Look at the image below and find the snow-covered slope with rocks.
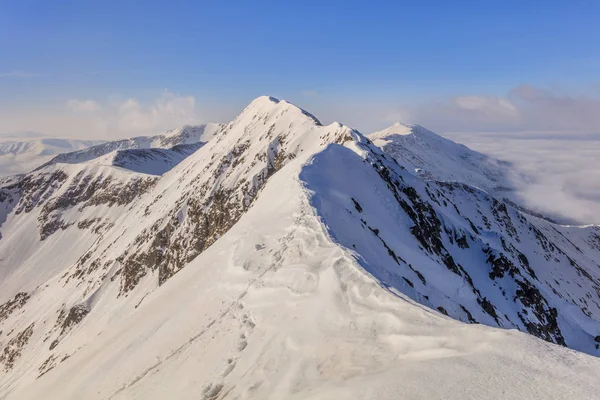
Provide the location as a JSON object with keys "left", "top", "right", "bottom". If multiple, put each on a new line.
{"left": 0, "top": 138, "right": 104, "bottom": 176}
{"left": 1, "top": 97, "right": 600, "bottom": 399}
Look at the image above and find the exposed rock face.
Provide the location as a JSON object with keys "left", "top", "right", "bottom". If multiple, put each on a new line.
{"left": 0, "top": 167, "right": 157, "bottom": 241}
{"left": 1, "top": 323, "right": 34, "bottom": 370}
{"left": 0, "top": 292, "right": 30, "bottom": 323}
{"left": 59, "top": 304, "right": 89, "bottom": 336}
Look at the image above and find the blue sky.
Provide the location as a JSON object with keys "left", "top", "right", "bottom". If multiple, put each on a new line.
{"left": 1, "top": 0, "right": 600, "bottom": 138}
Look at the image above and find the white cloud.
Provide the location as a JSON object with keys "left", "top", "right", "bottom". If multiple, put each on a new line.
{"left": 383, "top": 110, "right": 409, "bottom": 124}
{"left": 507, "top": 84, "right": 600, "bottom": 131}
{"left": 298, "top": 84, "right": 600, "bottom": 134}
{"left": 453, "top": 96, "right": 517, "bottom": 116}
{"left": 116, "top": 92, "right": 198, "bottom": 133}
{"left": 0, "top": 91, "right": 203, "bottom": 140}
{"left": 66, "top": 99, "right": 101, "bottom": 112}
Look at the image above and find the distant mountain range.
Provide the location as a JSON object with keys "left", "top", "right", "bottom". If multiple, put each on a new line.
{"left": 0, "top": 124, "right": 225, "bottom": 177}
{"left": 0, "top": 138, "right": 104, "bottom": 176}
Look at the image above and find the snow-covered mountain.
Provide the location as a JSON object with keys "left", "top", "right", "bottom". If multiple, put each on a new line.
{"left": 89, "top": 143, "right": 205, "bottom": 175}
{"left": 0, "top": 138, "right": 104, "bottom": 176}
{"left": 35, "top": 124, "right": 223, "bottom": 171}
{"left": 0, "top": 124, "right": 223, "bottom": 178}
{"left": 368, "top": 123, "right": 526, "bottom": 195}
{"left": 1, "top": 97, "right": 600, "bottom": 399}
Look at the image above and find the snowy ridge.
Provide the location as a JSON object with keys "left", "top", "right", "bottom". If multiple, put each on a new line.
{"left": 0, "top": 97, "right": 599, "bottom": 399}
{"left": 90, "top": 143, "right": 205, "bottom": 175}
{"left": 35, "top": 123, "right": 224, "bottom": 170}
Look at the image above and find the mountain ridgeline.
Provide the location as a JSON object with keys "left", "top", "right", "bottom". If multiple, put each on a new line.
{"left": 0, "top": 96, "right": 599, "bottom": 399}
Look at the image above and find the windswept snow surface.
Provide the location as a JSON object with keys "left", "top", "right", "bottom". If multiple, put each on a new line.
{"left": 1, "top": 97, "right": 600, "bottom": 399}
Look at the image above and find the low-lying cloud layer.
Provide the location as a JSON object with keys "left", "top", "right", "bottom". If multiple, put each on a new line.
{"left": 447, "top": 131, "right": 600, "bottom": 225}
{"left": 406, "top": 84, "right": 600, "bottom": 133}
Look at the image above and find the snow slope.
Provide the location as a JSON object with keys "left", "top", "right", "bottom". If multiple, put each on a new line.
{"left": 15, "top": 155, "right": 600, "bottom": 400}
{"left": 0, "top": 138, "right": 104, "bottom": 176}
{"left": 301, "top": 140, "right": 600, "bottom": 353}
{"left": 0, "top": 162, "right": 158, "bottom": 299}
{"left": 1, "top": 97, "right": 600, "bottom": 399}
{"left": 90, "top": 143, "right": 205, "bottom": 175}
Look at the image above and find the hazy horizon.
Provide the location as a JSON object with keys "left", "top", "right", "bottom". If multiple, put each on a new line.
{"left": 2, "top": 1, "right": 600, "bottom": 140}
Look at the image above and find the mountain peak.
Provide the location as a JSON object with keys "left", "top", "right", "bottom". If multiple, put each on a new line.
{"left": 369, "top": 122, "right": 414, "bottom": 140}
{"left": 369, "top": 122, "right": 434, "bottom": 140}
{"left": 237, "top": 96, "right": 322, "bottom": 127}
{"left": 367, "top": 121, "right": 523, "bottom": 194}
{"left": 246, "top": 95, "right": 281, "bottom": 107}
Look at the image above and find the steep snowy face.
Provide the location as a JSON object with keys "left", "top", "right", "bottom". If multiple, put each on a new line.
{"left": 368, "top": 123, "right": 524, "bottom": 195}
{"left": 36, "top": 123, "right": 224, "bottom": 170}
{"left": 1, "top": 96, "right": 600, "bottom": 399}
{"left": 301, "top": 137, "right": 600, "bottom": 353}
{"left": 0, "top": 138, "right": 104, "bottom": 176}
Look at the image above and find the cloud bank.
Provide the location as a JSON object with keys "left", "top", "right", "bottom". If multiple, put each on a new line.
{"left": 405, "top": 84, "right": 600, "bottom": 133}
{"left": 447, "top": 131, "right": 600, "bottom": 225}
